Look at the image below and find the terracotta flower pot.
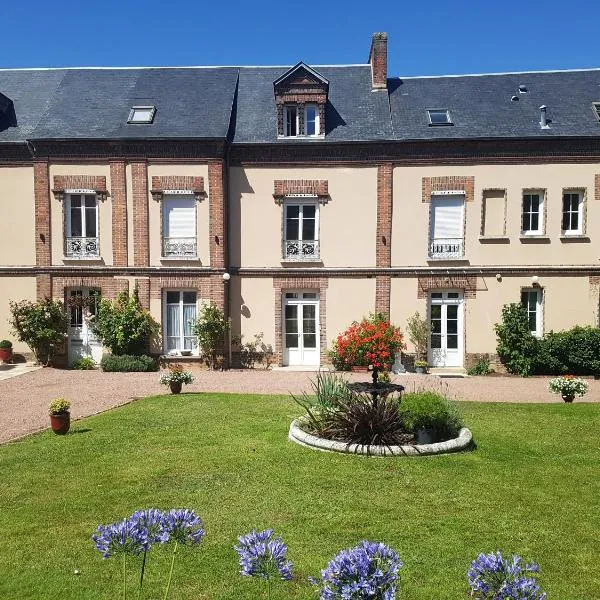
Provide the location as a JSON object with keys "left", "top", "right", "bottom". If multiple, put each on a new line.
{"left": 0, "top": 347, "right": 13, "bottom": 363}
{"left": 562, "top": 394, "right": 575, "bottom": 403}
{"left": 50, "top": 412, "right": 70, "bottom": 435}
{"left": 169, "top": 381, "right": 183, "bottom": 394}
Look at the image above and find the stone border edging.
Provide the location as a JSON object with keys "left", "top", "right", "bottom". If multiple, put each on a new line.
{"left": 288, "top": 419, "right": 473, "bottom": 456}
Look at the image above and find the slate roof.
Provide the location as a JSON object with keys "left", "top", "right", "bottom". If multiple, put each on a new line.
{"left": 233, "top": 65, "right": 392, "bottom": 143}
{"left": 389, "top": 69, "right": 600, "bottom": 140}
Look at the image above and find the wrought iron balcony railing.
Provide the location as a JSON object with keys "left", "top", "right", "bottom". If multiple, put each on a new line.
{"left": 429, "top": 238, "right": 464, "bottom": 260}
{"left": 65, "top": 237, "right": 100, "bottom": 258}
{"left": 162, "top": 237, "right": 197, "bottom": 258}
{"left": 283, "top": 239, "right": 320, "bottom": 260}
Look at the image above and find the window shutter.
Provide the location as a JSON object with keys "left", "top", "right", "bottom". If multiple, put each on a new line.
{"left": 431, "top": 196, "right": 464, "bottom": 240}
{"left": 164, "top": 197, "right": 195, "bottom": 238}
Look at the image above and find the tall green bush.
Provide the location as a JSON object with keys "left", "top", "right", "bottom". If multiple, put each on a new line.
{"left": 193, "top": 302, "right": 230, "bottom": 370}
{"left": 9, "top": 298, "right": 68, "bottom": 366}
{"left": 494, "top": 303, "right": 538, "bottom": 376}
{"left": 534, "top": 326, "right": 600, "bottom": 375}
{"left": 91, "top": 289, "right": 158, "bottom": 356}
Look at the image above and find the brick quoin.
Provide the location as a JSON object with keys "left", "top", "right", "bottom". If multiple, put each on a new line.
{"left": 422, "top": 176, "right": 475, "bottom": 203}
{"left": 208, "top": 160, "right": 226, "bottom": 269}
{"left": 135, "top": 278, "right": 151, "bottom": 310}
{"left": 34, "top": 160, "right": 51, "bottom": 268}
{"left": 110, "top": 161, "right": 128, "bottom": 267}
{"left": 131, "top": 161, "right": 149, "bottom": 267}
{"left": 375, "top": 275, "right": 391, "bottom": 315}
{"left": 273, "top": 277, "right": 328, "bottom": 366}
{"left": 375, "top": 163, "right": 393, "bottom": 316}
{"left": 595, "top": 174, "right": 600, "bottom": 201}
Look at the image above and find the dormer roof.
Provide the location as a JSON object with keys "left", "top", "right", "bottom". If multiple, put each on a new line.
{"left": 273, "top": 62, "right": 329, "bottom": 90}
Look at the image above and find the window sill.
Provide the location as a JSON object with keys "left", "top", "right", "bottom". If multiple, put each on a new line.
{"left": 519, "top": 235, "right": 550, "bottom": 243}
{"left": 426, "top": 257, "right": 469, "bottom": 264}
{"left": 281, "top": 259, "right": 323, "bottom": 266}
{"left": 559, "top": 234, "right": 589, "bottom": 242}
{"left": 479, "top": 236, "right": 510, "bottom": 244}
{"left": 276, "top": 134, "right": 326, "bottom": 141}
{"left": 62, "top": 256, "right": 104, "bottom": 262}
{"left": 160, "top": 256, "right": 201, "bottom": 261}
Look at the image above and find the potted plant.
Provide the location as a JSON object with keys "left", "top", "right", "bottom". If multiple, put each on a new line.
{"left": 49, "top": 398, "right": 71, "bottom": 435}
{"left": 159, "top": 363, "right": 195, "bottom": 394}
{"left": 414, "top": 360, "right": 428, "bottom": 374}
{"left": 548, "top": 375, "right": 588, "bottom": 403}
{"left": 0, "top": 340, "right": 13, "bottom": 363}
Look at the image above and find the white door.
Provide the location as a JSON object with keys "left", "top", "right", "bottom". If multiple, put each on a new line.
{"left": 68, "top": 288, "right": 103, "bottom": 366}
{"left": 428, "top": 291, "right": 464, "bottom": 368}
{"left": 283, "top": 292, "right": 319, "bottom": 366}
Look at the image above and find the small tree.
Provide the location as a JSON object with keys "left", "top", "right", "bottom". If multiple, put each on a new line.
{"left": 193, "top": 302, "right": 230, "bottom": 370}
{"left": 91, "top": 289, "right": 158, "bottom": 356}
{"left": 494, "top": 303, "right": 539, "bottom": 376}
{"left": 9, "top": 298, "right": 68, "bottom": 366}
{"left": 406, "top": 311, "right": 430, "bottom": 362}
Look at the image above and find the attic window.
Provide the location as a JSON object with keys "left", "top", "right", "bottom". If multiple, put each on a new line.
{"left": 427, "top": 109, "right": 453, "bottom": 126}
{"left": 128, "top": 106, "right": 156, "bottom": 124}
{"left": 593, "top": 103, "right": 600, "bottom": 121}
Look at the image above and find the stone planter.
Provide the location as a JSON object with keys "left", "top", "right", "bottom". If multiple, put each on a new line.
{"left": 50, "top": 412, "right": 70, "bottom": 435}
{"left": 415, "top": 366, "right": 427, "bottom": 375}
{"left": 169, "top": 381, "right": 183, "bottom": 394}
{"left": 562, "top": 394, "right": 575, "bottom": 403}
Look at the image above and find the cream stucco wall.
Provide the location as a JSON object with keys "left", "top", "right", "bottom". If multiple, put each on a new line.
{"left": 230, "top": 277, "right": 275, "bottom": 347}
{"left": 147, "top": 164, "right": 210, "bottom": 267}
{"left": 390, "top": 278, "right": 428, "bottom": 355}
{"left": 0, "top": 167, "right": 35, "bottom": 265}
{"left": 230, "top": 166, "right": 378, "bottom": 268}
{"left": 0, "top": 277, "right": 37, "bottom": 353}
{"left": 49, "top": 164, "right": 113, "bottom": 266}
{"left": 392, "top": 163, "right": 600, "bottom": 266}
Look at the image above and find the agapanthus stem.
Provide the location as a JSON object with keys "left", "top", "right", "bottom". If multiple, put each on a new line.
{"left": 162, "top": 541, "right": 178, "bottom": 600}
{"left": 266, "top": 577, "right": 271, "bottom": 600}
{"left": 137, "top": 551, "right": 148, "bottom": 600}
{"left": 122, "top": 554, "right": 126, "bottom": 600}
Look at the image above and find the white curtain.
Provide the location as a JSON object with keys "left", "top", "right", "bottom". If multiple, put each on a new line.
{"left": 166, "top": 303, "right": 180, "bottom": 351}
{"left": 183, "top": 303, "right": 197, "bottom": 349}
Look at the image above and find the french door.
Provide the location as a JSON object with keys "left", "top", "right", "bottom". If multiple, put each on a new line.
{"left": 428, "top": 291, "right": 464, "bottom": 368}
{"left": 164, "top": 291, "right": 198, "bottom": 354}
{"left": 283, "top": 292, "right": 319, "bottom": 366}
{"left": 67, "top": 288, "right": 103, "bottom": 366}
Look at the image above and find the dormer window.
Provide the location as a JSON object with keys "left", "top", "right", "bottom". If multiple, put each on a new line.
{"left": 127, "top": 105, "right": 156, "bottom": 124}
{"left": 283, "top": 103, "right": 320, "bottom": 137}
{"left": 305, "top": 104, "right": 319, "bottom": 136}
{"left": 285, "top": 105, "right": 298, "bottom": 137}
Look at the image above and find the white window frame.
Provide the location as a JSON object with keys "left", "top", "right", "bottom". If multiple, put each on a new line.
{"left": 161, "top": 193, "right": 198, "bottom": 258}
{"left": 521, "top": 288, "right": 544, "bottom": 338}
{"left": 65, "top": 192, "right": 99, "bottom": 239}
{"left": 128, "top": 105, "right": 156, "bottom": 124}
{"left": 521, "top": 190, "right": 545, "bottom": 236}
{"left": 592, "top": 102, "right": 600, "bottom": 121}
{"left": 304, "top": 104, "right": 320, "bottom": 136}
{"left": 561, "top": 190, "right": 584, "bottom": 235}
{"left": 283, "top": 197, "right": 320, "bottom": 260}
{"left": 162, "top": 289, "right": 198, "bottom": 355}
{"left": 427, "top": 109, "right": 453, "bottom": 125}
{"left": 284, "top": 105, "right": 298, "bottom": 137}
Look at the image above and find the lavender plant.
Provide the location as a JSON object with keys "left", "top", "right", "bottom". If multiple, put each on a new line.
{"left": 467, "top": 551, "right": 547, "bottom": 599}
{"left": 311, "top": 540, "right": 403, "bottom": 599}
{"left": 234, "top": 529, "right": 292, "bottom": 599}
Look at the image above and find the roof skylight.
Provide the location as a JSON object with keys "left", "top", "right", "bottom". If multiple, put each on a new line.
{"left": 427, "top": 109, "right": 453, "bottom": 126}
{"left": 127, "top": 105, "right": 156, "bottom": 124}
{"left": 593, "top": 103, "right": 600, "bottom": 121}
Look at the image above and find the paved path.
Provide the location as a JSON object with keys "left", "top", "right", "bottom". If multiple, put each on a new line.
{"left": 1, "top": 368, "right": 598, "bottom": 444}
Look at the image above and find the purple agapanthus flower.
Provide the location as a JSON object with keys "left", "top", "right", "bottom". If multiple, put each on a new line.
{"left": 129, "top": 508, "right": 165, "bottom": 551}
{"left": 159, "top": 509, "right": 205, "bottom": 545}
{"left": 312, "top": 540, "right": 403, "bottom": 599}
{"left": 92, "top": 518, "right": 147, "bottom": 559}
{"left": 234, "top": 529, "right": 293, "bottom": 581}
{"left": 467, "top": 551, "right": 546, "bottom": 599}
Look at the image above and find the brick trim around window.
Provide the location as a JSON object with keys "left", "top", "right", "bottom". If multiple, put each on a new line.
{"left": 52, "top": 276, "right": 129, "bottom": 301}
{"left": 150, "top": 176, "right": 206, "bottom": 202}
{"left": 52, "top": 175, "right": 108, "bottom": 201}
{"left": 273, "top": 179, "right": 329, "bottom": 203}
{"left": 273, "top": 277, "right": 328, "bottom": 366}
{"left": 422, "top": 176, "right": 475, "bottom": 203}
{"left": 417, "top": 275, "right": 477, "bottom": 298}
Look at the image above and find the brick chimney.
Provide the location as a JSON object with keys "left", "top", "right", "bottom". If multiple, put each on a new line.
{"left": 368, "top": 32, "right": 388, "bottom": 90}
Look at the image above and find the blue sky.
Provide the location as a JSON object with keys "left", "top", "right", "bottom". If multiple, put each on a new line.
{"left": 3, "top": 0, "right": 598, "bottom": 76}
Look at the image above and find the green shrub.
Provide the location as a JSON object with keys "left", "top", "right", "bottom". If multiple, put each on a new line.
{"left": 534, "top": 327, "right": 600, "bottom": 375}
{"left": 467, "top": 356, "right": 492, "bottom": 376}
{"left": 100, "top": 354, "right": 158, "bottom": 372}
{"left": 0, "top": 339, "right": 12, "bottom": 349}
{"left": 9, "top": 298, "right": 68, "bottom": 366}
{"left": 399, "top": 392, "right": 463, "bottom": 440}
{"left": 49, "top": 398, "right": 70, "bottom": 415}
{"left": 72, "top": 357, "right": 96, "bottom": 370}
{"left": 494, "top": 303, "right": 539, "bottom": 376}
{"left": 192, "top": 302, "right": 230, "bottom": 370}
{"left": 91, "top": 289, "right": 158, "bottom": 356}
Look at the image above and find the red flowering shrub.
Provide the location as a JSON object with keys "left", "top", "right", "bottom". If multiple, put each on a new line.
{"left": 329, "top": 313, "right": 404, "bottom": 370}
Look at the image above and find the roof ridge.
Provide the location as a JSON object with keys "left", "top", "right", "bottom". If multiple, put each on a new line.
{"left": 396, "top": 66, "right": 600, "bottom": 80}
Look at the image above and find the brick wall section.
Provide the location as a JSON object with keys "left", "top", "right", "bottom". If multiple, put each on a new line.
{"left": 376, "top": 164, "right": 392, "bottom": 268}
{"left": 36, "top": 274, "right": 52, "bottom": 300}
{"left": 131, "top": 161, "right": 149, "bottom": 267}
{"left": 109, "top": 161, "right": 128, "bottom": 267}
{"left": 417, "top": 275, "right": 477, "bottom": 298}
{"left": 135, "top": 278, "right": 151, "bottom": 310}
{"left": 273, "top": 277, "right": 328, "bottom": 366}
{"left": 375, "top": 275, "right": 391, "bottom": 315}
{"left": 52, "top": 175, "right": 107, "bottom": 192}
{"left": 273, "top": 179, "right": 328, "bottom": 198}
{"left": 52, "top": 276, "right": 128, "bottom": 301}
{"left": 422, "top": 176, "right": 475, "bottom": 202}
{"left": 34, "top": 160, "right": 51, "bottom": 268}
{"left": 149, "top": 276, "right": 212, "bottom": 300}
{"left": 208, "top": 160, "right": 226, "bottom": 269}
{"left": 151, "top": 176, "right": 204, "bottom": 194}
{"left": 368, "top": 32, "right": 388, "bottom": 89}
{"left": 595, "top": 174, "right": 600, "bottom": 201}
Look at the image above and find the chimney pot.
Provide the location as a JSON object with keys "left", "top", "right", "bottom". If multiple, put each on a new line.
{"left": 539, "top": 105, "right": 549, "bottom": 128}
{"left": 369, "top": 32, "right": 388, "bottom": 90}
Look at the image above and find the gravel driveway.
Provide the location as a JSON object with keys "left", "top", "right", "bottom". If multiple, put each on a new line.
{"left": 1, "top": 368, "right": 599, "bottom": 444}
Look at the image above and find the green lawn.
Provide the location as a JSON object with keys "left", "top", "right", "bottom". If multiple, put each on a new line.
{"left": 1, "top": 394, "right": 599, "bottom": 599}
